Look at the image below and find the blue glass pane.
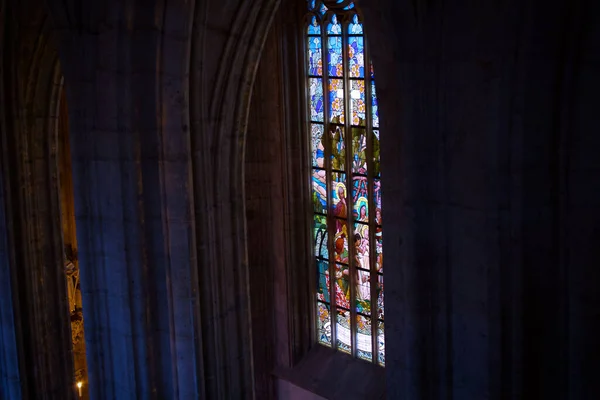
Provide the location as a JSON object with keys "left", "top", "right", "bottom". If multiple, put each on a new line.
{"left": 314, "top": 215, "right": 329, "bottom": 259}
{"left": 329, "top": 79, "right": 344, "bottom": 124}
{"left": 308, "top": 36, "right": 322, "bottom": 76}
{"left": 311, "top": 124, "right": 325, "bottom": 168}
{"left": 307, "top": 15, "right": 321, "bottom": 35}
{"left": 378, "top": 320, "right": 385, "bottom": 365}
{"left": 348, "top": 14, "right": 363, "bottom": 34}
{"left": 371, "top": 80, "right": 379, "bottom": 127}
{"left": 350, "top": 80, "right": 366, "bottom": 126}
{"left": 328, "top": 36, "right": 343, "bottom": 77}
{"left": 317, "top": 260, "right": 330, "bottom": 302}
{"left": 348, "top": 36, "right": 364, "bottom": 78}
{"left": 308, "top": 0, "right": 316, "bottom": 10}
{"left": 327, "top": 14, "right": 342, "bottom": 35}
{"left": 319, "top": 3, "right": 328, "bottom": 15}
{"left": 312, "top": 169, "right": 327, "bottom": 213}
{"left": 310, "top": 77, "right": 324, "bottom": 122}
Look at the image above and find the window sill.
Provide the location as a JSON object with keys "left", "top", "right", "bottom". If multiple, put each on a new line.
{"left": 274, "top": 345, "right": 385, "bottom": 399}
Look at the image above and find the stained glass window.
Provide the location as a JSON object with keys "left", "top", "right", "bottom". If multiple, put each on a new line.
{"left": 306, "top": 0, "right": 384, "bottom": 366}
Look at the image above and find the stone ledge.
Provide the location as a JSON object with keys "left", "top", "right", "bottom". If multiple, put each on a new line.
{"left": 274, "top": 344, "right": 385, "bottom": 400}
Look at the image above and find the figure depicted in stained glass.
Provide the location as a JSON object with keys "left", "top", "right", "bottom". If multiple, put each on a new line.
{"left": 307, "top": 1, "right": 384, "bottom": 365}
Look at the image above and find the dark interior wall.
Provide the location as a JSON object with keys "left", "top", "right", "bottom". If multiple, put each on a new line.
{"left": 359, "top": 0, "right": 600, "bottom": 398}
{"left": 245, "top": 13, "right": 286, "bottom": 399}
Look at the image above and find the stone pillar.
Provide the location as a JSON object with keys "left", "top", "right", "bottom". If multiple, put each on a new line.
{"left": 48, "top": 0, "right": 280, "bottom": 397}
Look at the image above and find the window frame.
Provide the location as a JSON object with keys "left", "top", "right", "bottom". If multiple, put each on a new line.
{"left": 271, "top": 1, "right": 385, "bottom": 396}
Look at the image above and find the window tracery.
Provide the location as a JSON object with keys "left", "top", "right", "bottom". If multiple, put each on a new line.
{"left": 306, "top": 0, "right": 384, "bottom": 365}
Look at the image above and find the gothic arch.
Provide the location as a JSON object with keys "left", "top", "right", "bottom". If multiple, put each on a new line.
{"left": 0, "top": 0, "right": 74, "bottom": 397}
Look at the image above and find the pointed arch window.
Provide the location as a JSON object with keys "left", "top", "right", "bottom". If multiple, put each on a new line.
{"left": 306, "top": 0, "right": 384, "bottom": 365}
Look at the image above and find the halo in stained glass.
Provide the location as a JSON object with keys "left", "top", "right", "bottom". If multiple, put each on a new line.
{"left": 330, "top": 126, "right": 345, "bottom": 171}
{"left": 308, "top": 15, "right": 321, "bottom": 35}
{"left": 356, "top": 314, "right": 373, "bottom": 361}
{"left": 309, "top": 78, "right": 324, "bottom": 122}
{"left": 328, "top": 36, "right": 343, "bottom": 77}
{"left": 348, "top": 36, "right": 365, "bottom": 78}
{"left": 327, "top": 14, "right": 342, "bottom": 35}
{"left": 317, "top": 302, "right": 332, "bottom": 345}
{"left": 348, "top": 13, "right": 363, "bottom": 34}
{"left": 312, "top": 169, "right": 327, "bottom": 213}
{"left": 352, "top": 176, "right": 369, "bottom": 221}
{"left": 308, "top": 36, "right": 322, "bottom": 76}
{"left": 311, "top": 124, "right": 325, "bottom": 168}
{"left": 350, "top": 80, "right": 366, "bottom": 126}
{"left": 329, "top": 79, "right": 344, "bottom": 124}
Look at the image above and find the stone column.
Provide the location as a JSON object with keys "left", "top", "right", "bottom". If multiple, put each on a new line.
{"left": 49, "top": 0, "right": 280, "bottom": 397}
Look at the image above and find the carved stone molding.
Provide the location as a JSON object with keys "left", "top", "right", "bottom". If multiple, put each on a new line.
{"left": 0, "top": 0, "right": 75, "bottom": 397}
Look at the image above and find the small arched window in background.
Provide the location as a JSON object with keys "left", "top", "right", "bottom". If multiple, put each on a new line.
{"left": 306, "top": 0, "right": 384, "bottom": 366}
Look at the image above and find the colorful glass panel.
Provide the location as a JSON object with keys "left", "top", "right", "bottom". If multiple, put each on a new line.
{"left": 372, "top": 80, "right": 379, "bottom": 127}
{"left": 329, "top": 79, "right": 344, "bottom": 124}
{"left": 327, "top": 14, "right": 342, "bottom": 35}
{"left": 317, "top": 260, "right": 330, "bottom": 302}
{"left": 352, "top": 129, "right": 367, "bottom": 176}
{"left": 334, "top": 263, "right": 350, "bottom": 309}
{"left": 356, "top": 314, "right": 372, "bottom": 361}
{"left": 373, "top": 178, "right": 381, "bottom": 221}
{"left": 312, "top": 124, "right": 325, "bottom": 168}
{"left": 310, "top": 78, "right": 324, "bottom": 122}
{"left": 376, "top": 274, "right": 384, "bottom": 319}
{"left": 354, "top": 222, "right": 370, "bottom": 269}
{"left": 336, "top": 309, "right": 352, "bottom": 354}
{"left": 312, "top": 169, "right": 327, "bottom": 213}
{"left": 307, "top": 2, "right": 384, "bottom": 364}
{"left": 378, "top": 320, "right": 385, "bottom": 365}
{"left": 350, "top": 80, "right": 366, "bottom": 126}
{"left": 373, "top": 129, "right": 381, "bottom": 176}
{"left": 328, "top": 36, "right": 343, "bottom": 77}
{"left": 348, "top": 36, "right": 364, "bottom": 78}
{"left": 317, "top": 302, "right": 332, "bottom": 345}
{"left": 314, "top": 214, "right": 328, "bottom": 258}
{"left": 308, "top": 15, "right": 321, "bottom": 35}
{"left": 308, "top": 36, "right": 322, "bottom": 76}
{"left": 348, "top": 14, "right": 363, "bottom": 34}
{"left": 352, "top": 175, "right": 369, "bottom": 221}
{"left": 330, "top": 126, "right": 345, "bottom": 171}
{"left": 355, "top": 268, "right": 371, "bottom": 315}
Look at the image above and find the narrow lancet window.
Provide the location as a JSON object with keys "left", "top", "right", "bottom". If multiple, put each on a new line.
{"left": 307, "top": 0, "right": 384, "bottom": 365}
